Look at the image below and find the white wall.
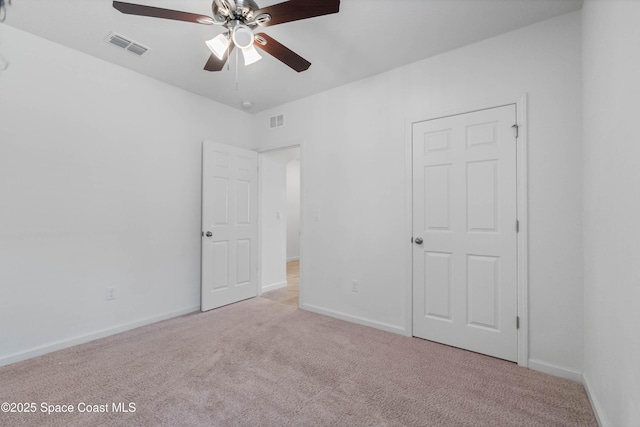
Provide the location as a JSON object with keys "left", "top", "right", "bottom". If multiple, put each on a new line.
{"left": 286, "top": 159, "right": 300, "bottom": 261}
{"left": 0, "top": 26, "right": 252, "bottom": 365}
{"left": 260, "top": 154, "right": 287, "bottom": 292}
{"left": 582, "top": 1, "right": 640, "bottom": 426}
{"left": 253, "top": 12, "right": 583, "bottom": 376}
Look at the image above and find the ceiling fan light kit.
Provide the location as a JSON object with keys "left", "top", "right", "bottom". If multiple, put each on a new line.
{"left": 230, "top": 24, "right": 263, "bottom": 65}
{"left": 112, "top": 0, "right": 340, "bottom": 72}
{"left": 232, "top": 24, "right": 253, "bottom": 49}
{"left": 241, "top": 44, "right": 262, "bottom": 65}
{"left": 206, "top": 34, "right": 230, "bottom": 60}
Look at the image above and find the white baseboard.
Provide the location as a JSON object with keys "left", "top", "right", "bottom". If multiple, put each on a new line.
{"left": 262, "top": 280, "right": 287, "bottom": 293}
{"left": 286, "top": 257, "right": 299, "bottom": 262}
{"left": 528, "top": 358, "right": 583, "bottom": 382}
{"left": 302, "top": 303, "right": 407, "bottom": 335}
{"left": 583, "top": 373, "right": 608, "bottom": 427}
{"left": 0, "top": 305, "right": 200, "bottom": 367}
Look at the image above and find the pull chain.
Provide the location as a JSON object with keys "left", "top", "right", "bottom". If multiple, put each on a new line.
{"left": 226, "top": 32, "right": 231, "bottom": 71}
{"left": 235, "top": 46, "right": 239, "bottom": 91}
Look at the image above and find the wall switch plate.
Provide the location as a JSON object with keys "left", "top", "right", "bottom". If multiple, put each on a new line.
{"left": 106, "top": 287, "right": 116, "bottom": 301}
{"left": 351, "top": 279, "right": 358, "bottom": 293}
{"left": 313, "top": 211, "right": 320, "bottom": 221}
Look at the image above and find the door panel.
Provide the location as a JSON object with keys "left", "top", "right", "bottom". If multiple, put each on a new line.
{"left": 202, "top": 141, "right": 258, "bottom": 311}
{"left": 466, "top": 254, "right": 499, "bottom": 330}
{"left": 424, "top": 165, "right": 451, "bottom": 230}
{"left": 424, "top": 251, "right": 452, "bottom": 320}
{"left": 412, "top": 105, "right": 518, "bottom": 362}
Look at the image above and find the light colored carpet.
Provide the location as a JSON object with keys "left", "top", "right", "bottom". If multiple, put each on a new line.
{"left": 0, "top": 297, "right": 596, "bottom": 426}
{"left": 261, "top": 260, "right": 300, "bottom": 307}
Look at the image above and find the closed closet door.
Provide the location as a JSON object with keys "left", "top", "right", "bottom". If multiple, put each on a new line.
{"left": 412, "top": 105, "right": 518, "bottom": 362}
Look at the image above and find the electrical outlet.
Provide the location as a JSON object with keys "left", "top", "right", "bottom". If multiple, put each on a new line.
{"left": 106, "top": 287, "right": 117, "bottom": 301}
{"left": 351, "top": 279, "right": 358, "bottom": 293}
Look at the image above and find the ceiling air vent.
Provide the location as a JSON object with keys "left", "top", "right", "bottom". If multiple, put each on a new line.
{"left": 127, "top": 43, "right": 148, "bottom": 56}
{"left": 105, "top": 31, "right": 150, "bottom": 56}
{"left": 269, "top": 114, "right": 284, "bottom": 129}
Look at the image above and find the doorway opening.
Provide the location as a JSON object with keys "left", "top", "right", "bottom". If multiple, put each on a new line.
{"left": 259, "top": 146, "right": 301, "bottom": 308}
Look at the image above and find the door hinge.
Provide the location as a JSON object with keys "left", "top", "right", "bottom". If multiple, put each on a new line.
{"left": 516, "top": 219, "right": 520, "bottom": 233}
{"left": 516, "top": 316, "right": 520, "bottom": 330}
{"left": 512, "top": 124, "right": 519, "bottom": 139}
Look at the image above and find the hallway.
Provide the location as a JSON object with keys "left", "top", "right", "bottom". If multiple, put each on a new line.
{"left": 261, "top": 260, "right": 299, "bottom": 307}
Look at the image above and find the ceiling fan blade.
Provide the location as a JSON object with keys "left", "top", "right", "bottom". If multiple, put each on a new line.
{"left": 113, "top": 1, "right": 216, "bottom": 25}
{"left": 204, "top": 44, "right": 235, "bottom": 71}
{"left": 253, "top": 0, "right": 340, "bottom": 27}
{"left": 254, "top": 33, "right": 311, "bottom": 72}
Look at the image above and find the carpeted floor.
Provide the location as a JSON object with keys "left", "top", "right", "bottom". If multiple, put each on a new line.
{"left": 0, "top": 296, "right": 596, "bottom": 426}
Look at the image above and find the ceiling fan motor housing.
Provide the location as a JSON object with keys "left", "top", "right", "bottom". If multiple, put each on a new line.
{"left": 213, "top": 0, "right": 261, "bottom": 50}
{"left": 213, "top": 0, "right": 259, "bottom": 22}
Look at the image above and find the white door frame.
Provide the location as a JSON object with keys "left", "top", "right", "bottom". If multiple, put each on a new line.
{"left": 404, "top": 94, "right": 529, "bottom": 366}
{"left": 257, "top": 143, "right": 304, "bottom": 308}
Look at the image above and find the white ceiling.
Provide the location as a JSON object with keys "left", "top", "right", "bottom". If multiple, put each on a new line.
{"left": 3, "top": 0, "right": 582, "bottom": 113}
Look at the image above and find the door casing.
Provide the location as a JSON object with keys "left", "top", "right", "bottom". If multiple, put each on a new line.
{"left": 404, "top": 95, "right": 529, "bottom": 366}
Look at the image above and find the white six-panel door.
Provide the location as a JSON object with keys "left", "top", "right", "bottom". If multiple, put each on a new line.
{"left": 412, "top": 105, "right": 518, "bottom": 362}
{"left": 201, "top": 141, "right": 258, "bottom": 311}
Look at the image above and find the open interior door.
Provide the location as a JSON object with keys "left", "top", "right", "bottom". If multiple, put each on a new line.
{"left": 201, "top": 141, "right": 258, "bottom": 311}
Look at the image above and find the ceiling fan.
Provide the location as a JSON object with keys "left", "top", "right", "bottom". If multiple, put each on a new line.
{"left": 112, "top": 0, "right": 340, "bottom": 72}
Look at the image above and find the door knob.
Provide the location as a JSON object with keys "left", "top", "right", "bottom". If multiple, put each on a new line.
{"left": 206, "top": 231, "right": 213, "bottom": 237}
{"left": 414, "top": 237, "right": 423, "bottom": 245}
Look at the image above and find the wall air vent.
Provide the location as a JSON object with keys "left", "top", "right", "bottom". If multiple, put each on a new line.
{"left": 105, "top": 31, "right": 150, "bottom": 56}
{"left": 269, "top": 114, "right": 284, "bottom": 129}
